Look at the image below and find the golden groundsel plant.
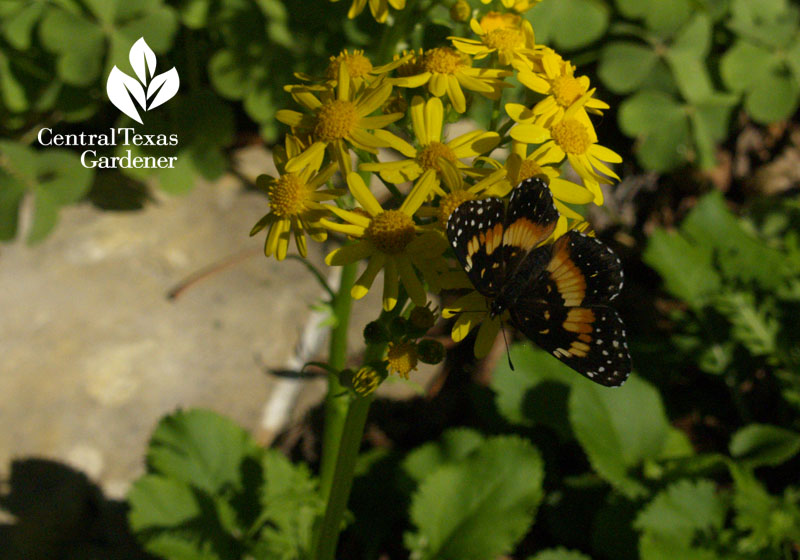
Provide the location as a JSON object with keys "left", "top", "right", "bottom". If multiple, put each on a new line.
{"left": 252, "top": 5, "right": 622, "bottom": 556}
{"left": 258, "top": 6, "right": 620, "bottom": 364}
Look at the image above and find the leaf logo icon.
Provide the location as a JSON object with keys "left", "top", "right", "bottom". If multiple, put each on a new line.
{"left": 107, "top": 38, "right": 179, "bottom": 124}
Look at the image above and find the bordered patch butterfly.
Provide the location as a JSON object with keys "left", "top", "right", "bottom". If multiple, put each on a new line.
{"left": 446, "top": 176, "right": 631, "bottom": 386}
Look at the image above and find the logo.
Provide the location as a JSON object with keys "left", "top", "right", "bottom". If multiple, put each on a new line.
{"left": 107, "top": 38, "right": 179, "bottom": 124}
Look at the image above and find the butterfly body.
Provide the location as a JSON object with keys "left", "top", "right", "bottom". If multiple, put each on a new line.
{"left": 447, "top": 177, "right": 632, "bottom": 387}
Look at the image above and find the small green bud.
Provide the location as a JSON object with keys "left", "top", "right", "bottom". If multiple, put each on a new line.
{"left": 363, "top": 320, "right": 389, "bottom": 344}
{"left": 408, "top": 305, "right": 437, "bottom": 332}
{"left": 450, "top": 0, "right": 471, "bottom": 23}
{"left": 417, "top": 339, "right": 445, "bottom": 364}
{"left": 389, "top": 316, "right": 409, "bottom": 338}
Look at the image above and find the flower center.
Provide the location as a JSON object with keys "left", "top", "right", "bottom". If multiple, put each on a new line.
{"left": 551, "top": 75, "right": 583, "bottom": 108}
{"left": 268, "top": 174, "right": 310, "bottom": 217}
{"left": 437, "top": 189, "right": 475, "bottom": 227}
{"left": 314, "top": 100, "right": 359, "bottom": 142}
{"left": 396, "top": 49, "right": 424, "bottom": 77}
{"left": 417, "top": 141, "right": 457, "bottom": 172}
{"left": 366, "top": 210, "right": 416, "bottom": 254}
{"left": 550, "top": 118, "right": 591, "bottom": 155}
{"left": 484, "top": 27, "right": 524, "bottom": 51}
{"left": 517, "top": 160, "right": 545, "bottom": 182}
{"left": 326, "top": 50, "right": 373, "bottom": 80}
{"left": 423, "top": 47, "right": 465, "bottom": 74}
{"left": 386, "top": 341, "right": 418, "bottom": 379}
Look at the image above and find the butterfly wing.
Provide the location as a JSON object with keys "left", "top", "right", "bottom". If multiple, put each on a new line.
{"left": 446, "top": 197, "right": 506, "bottom": 297}
{"left": 509, "top": 231, "right": 631, "bottom": 386}
{"left": 502, "top": 177, "right": 559, "bottom": 273}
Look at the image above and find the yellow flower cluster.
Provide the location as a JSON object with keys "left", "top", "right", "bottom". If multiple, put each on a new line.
{"left": 253, "top": 7, "right": 621, "bottom": 361}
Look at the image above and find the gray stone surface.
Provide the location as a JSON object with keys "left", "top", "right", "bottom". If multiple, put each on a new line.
{"left": 0, "top": 146, "right": 436, "bottom": 513}
{"left": 0, "top": 150, "right": 327, "bottom": 496}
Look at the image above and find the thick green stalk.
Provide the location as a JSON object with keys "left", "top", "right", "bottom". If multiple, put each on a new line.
{"left": 318, "top": 262, "right": 358, "bottom": 502}
{"left": 313, "top": 392, "right": 373, "bottom": 560}
{"left": 313, "top": 339, "right": 386, "bottom": 560}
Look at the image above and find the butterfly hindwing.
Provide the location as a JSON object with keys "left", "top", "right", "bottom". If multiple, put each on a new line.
{"left": 546, "top": 230, "right": 624, "bottom": 306}
{"left": 510, "top": 303, "right": 631, "bottom": 386}
{"left": 446, "top": 197, "right": 506, "bottom": 296}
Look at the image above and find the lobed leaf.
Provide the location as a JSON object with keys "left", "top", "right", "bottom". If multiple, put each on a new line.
{"left": 405, "top": 436, "right": 544, "bottom": 560}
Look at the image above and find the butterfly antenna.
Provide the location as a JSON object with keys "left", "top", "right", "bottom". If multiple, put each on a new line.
{"left": 501, "top": 321, "right": 514, "bottom": 371}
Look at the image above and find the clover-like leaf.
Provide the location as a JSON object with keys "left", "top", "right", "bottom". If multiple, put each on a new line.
{"left": 598, "top": 41, "right": 660, "bottom": 94}
{"left": 525, "top": 0, "right": 609, "bottom": 51}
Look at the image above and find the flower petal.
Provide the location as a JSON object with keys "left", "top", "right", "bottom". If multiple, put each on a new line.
{"left": 474, "top": 315, "right": 502, "bottom": 358}
{"left": 425, "top": 96, "right": 444, "bottom": 142}
{"left": 383, "top": 257, "right": 398, "bottom": 311}
{"left": 355, "top": 81, "right": 393, "bottom": 116}
{"left": 446, "top": 74, "right": 467, "bottom": 113}
{"left": 325, "top": 240, "right": 374, "bottom": 266}
{"left": 510, "top": 123, "right": 550, "bottom": 144}
{"left": 410, "top": 95, "right": 428, "bottom": 145}
{"left": 352, "top": 252, "right": 386, "bottom": 299}
{"left": 428, "top": 72, "right": 448, "bottom": 97}
{"left": 285, "top": 141, "right": 327, "bottom": 173}
{"left": 397, "top": 254, "right": 427, "bottom": 306}
{"left": 346, "top": 172, "right": 384, "bottom": 216}
{"left": 371, "top": 129, "right": 418, "bottom": 158}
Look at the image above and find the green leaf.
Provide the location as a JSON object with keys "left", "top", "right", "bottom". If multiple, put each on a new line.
{"left": 525, "top": 0, "right": 609, "bottom": 51}
{"left": 26, "top": 190, "right": 60, "bottom": 244}
{"left": 615, "top": 0, "right": 692, "bottom": 34}
{"left": 720, "top": 40, "right": 774, "bottom": 93}
{"left": 569, "top": 375, "right": 671, "bottom": 497}
{"left": 642, "top": 229, "right": 720, "bottom": 307}
{"left": 405, "top": 436, "right": 544, "bottom": 560}
{"left": 598, "top": 42, "right": 659, "bottom": 94}
{"left": 729, "top": 424, "right": 800, "bottom": 467}
{"left": 618, "top": 90, "right": 691, "bottom": 171}
{"left": 635, "top": 479, "right": 726, "bottom": 560}
{"left": 744, "top": 68, "right": 799, "bottom": 124}
{"left": 491, "top": 344, "right": 576, "bottom": 437}
{"left": 0, "top": 1, "right": 46, "bottom": 50}
{"left": 528, "top": 548, "right": 592, "bottom": 560}
{"left": 403, "top": 428, "right": 485, "bottom": 483}
{"left": 635, "top": 479, "right": 725, "bottom": 541}
{"left": 0, "top": 51, "right": 29, "bottom": 113}
{"left": 146, "top": 408, "right": 261, "bottom": 494}
{"left": 255, "top": 450, "right": 322, "bottom": 560}
{"left": 128, "top": 474, "right": 202, "bottom": 530}
{"left": 38, "top": 6, "right": 105, "bottom": 86}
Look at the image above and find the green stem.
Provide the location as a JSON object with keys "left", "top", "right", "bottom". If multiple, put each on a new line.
{"left": 318, "top": 262, "right": 358, "bottom": 503}
{"left": 313, "top": 392, "right": 373, "bottom": 560}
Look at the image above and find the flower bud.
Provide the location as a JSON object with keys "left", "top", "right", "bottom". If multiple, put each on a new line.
{"left": 450, "top": 0, "right": 471, "bottom": 23}
{"left": 417, "top": 338, "right": 445, "bottom": 364}
{"left": 363, "top": 320, "right": 389, "bottom": 344}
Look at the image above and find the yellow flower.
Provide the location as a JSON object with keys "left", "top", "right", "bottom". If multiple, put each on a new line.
{"left": 250, "top": 136, "right": 341, "bottom": 260}
{"left": 450, "top": 11, "right": 536, "bottom": 66}
{"left": 321, "top": 172, "right": 448, "bottom": 311}
{"left": 331, "top": 0, "right": 406, "bottom": 23}
{"left": 275, "top": 64, "right": 402, "bottom": 175}
{"left": 293, "top": 49, "right": 412, "bottom": 90}
{"left": 480, "top": 0, "right": 542, "bottom": 11}
{"left": 509, "top": 104, "right": 621, "bottom": 204}
{"left": 442, "top": 285, "right": 507, "bottom": 359}
{"left": 415, "top": 167, "right": 510, "bottom": 228}
{"left": 386, "top": 340, "right": 418, "bottom": 378}
{"left": 389, "top": 47, "right": 511, "bottom": 113}
{"left": 514, "top": 51, "right": 609, "bottom": 127}
{"left": 361, "top": 96, "right": 500, "bottom": 201}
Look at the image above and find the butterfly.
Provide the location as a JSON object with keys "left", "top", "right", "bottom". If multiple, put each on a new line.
{"left": 446, "top": 176, "right": 631, "bottom": 386}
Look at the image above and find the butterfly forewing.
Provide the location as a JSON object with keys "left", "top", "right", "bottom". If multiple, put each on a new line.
{"left": 502, "top": 177, "right": 559, "bottom": 273}
{"left": 447, "top": 197, "right": 506, "bottom": 297}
